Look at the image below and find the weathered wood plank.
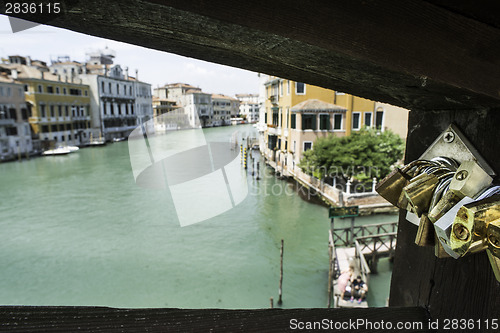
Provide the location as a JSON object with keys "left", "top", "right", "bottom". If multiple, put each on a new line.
{"left": 0, "top": 306, "right": 430, "bottom": 332}
{"left": 4, "top": 0, "right": 500, "bottom": 110}
{"left": 389, "top": 108, "right": 500, "bottom": 320}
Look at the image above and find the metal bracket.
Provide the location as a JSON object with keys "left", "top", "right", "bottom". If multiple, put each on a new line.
{"left": 419, "top": 124, "right": 496, "bottom": 177}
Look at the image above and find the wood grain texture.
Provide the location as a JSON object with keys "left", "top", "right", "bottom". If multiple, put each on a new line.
{"left": 0, "top": 306, "right": 430, "bottom": 332}
{"left": 4, "top": 0, "right": 500, "bottom": 110}
{"left": 389, "top": 108, "right": 500, "bottom": 320}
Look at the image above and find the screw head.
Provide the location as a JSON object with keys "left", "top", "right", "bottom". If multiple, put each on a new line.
{"left": 453, "top": 223, "right": 470, "bottom": 241}
{"left": 455, "top": 170, "right": 469, "bottom": 181}
{"left": 443, "top": 131, "right": 455, "bottom": 143}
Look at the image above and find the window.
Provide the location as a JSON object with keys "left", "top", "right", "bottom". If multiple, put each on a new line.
{"left": 304, "top": 141, "right": 313, "bottom": 152}
{"left": 264, "top": 112, "right": 267, "bottom": 124}
{"left": 41, "top": 125, "right": 49, "bottom": 133}
{"left": 295, "top": 82, "right": 305, "bottom": 95}
{"left": 40, "top": 104, "right": 46, "bottom": 118}
{"left": 302, "top": 114, "right": 316, "bottom": 130}
{"left": 272, "top": 109, "right": 279, "bottom": 126}
{"left": 58, "top": 105, "right": 62, "bottom": 117}
{"left": 280, "top": 81, "right": 283, "bottom": 96}
{"left": 65, "top": 106, "right": 69, "bottom": 117}
{"left": 50, "top": 105, "right": 55, "bottom": 118}
{"left": 109, "top": 83, "right": 112, "bottom": 93}
{"left": 24, "top": 85, "right": 28, "bottom": 92}
{"left": 37, "top": 85, "right": 43, "bottom": 93}
{"left": 352, "top": 112, "right": 360, "bottom": 130}
{"left": 364, "top": 112, "right": 372, "bottom": 127}
{"left": 101, "top": 82, "right": 105, "bottom": 93}
{"left": 56, "top": 87, "right": 60, "bottom": 94}
{"left": 287, "top": 80, "right": 290, "bottom": 95}
{"left": 85, "top": 90, "right": 88, "bottom": 96}
{"left": 69, "top": 89, "right": 82, "bottom": 96}
{"left": 117, "top": 84, "right": 120, "bottom": 95}
{"left": 320, "top": 114, "right": 330, "bottom": 130}
{"left": 333, "top": 114, "right": 342, "bottom": 130}
{"left": 63, "top": 88, "right": 67, "bottom": 95}
{"left": 47, "top": 86, "right": 54, "bottom": 94}
{"left": 376, "top": 110, "right": 384, "bottom": 129}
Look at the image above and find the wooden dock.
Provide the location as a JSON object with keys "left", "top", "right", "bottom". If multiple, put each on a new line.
{"left": 327, "top": 221, "right": 398, "bottom": 308}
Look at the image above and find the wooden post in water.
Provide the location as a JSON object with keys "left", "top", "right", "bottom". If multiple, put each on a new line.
{"left": 278, "top": 239, "right": 284, "bottom": 305}
{"left": 270, "top": 297, "right": 274, "bottom": 308}
{"left": 327, "top": 244, "right": 333, "bottom": 308}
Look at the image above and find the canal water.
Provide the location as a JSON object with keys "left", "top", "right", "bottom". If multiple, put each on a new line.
{"left": 0, "top": 124, "right": 395, "bottom": 308}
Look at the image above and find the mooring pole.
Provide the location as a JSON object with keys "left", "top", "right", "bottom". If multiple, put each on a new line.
{"left": 278, "top": 239, "right": 284, "bottom": 305}
{"left": 270, "top": 297, "right": 274, "bottom": 309}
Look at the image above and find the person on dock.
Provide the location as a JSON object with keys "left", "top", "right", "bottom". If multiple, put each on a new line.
{"left": 351, "top": 275, "right": 368, "bottom": 304}
{"left": 337, "top": 266, "right": 354, "bottom": 300}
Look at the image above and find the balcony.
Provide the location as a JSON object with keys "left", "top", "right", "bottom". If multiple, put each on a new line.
{"left": 268, "top": 95, "right": 279, "bottom": 105}
{"left": 0, "top": 118, "right": 15, "bottom": 126}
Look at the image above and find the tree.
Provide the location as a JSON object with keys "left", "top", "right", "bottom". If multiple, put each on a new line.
{"left": 298, "top": 128, "right": 404, "bottom": 184}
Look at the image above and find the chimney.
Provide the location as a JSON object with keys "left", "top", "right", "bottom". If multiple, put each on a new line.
{"left": 135, "top": 69, "right": 138, "bottom": 80}
{"left": 40, "top": 70, "right": 44, "bottom": 79}
{"left": 27, "top": 56, "right": 32, "bottom": 66}
{"left": 125, "top": 67, "right": 129, "bottom": 80}
{"left": 11, "top": 69, "right": 18, "bottom": 80}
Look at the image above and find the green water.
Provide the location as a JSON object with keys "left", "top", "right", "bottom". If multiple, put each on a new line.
{"left": 0, "top": 124, "right": 395, "bottom": 308}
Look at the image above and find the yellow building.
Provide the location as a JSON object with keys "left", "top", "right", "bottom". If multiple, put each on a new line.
{"left": 261, "top": 76, "right": 408, "bottom": 173}
{"left": 1, "top": 56, "right": 92, "bottom": 147}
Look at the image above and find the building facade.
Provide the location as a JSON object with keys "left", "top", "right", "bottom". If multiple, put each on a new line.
{"left": 0, "top": 75, "right": 32, "bottom": 160}
{"left": 259, "top": 75, "right": 409, "bottom": 175}
{"left": 53, "top": 50, "right": 153, "bottom": 141}
{"left": 236, "top": 93, "right": 259, "bottom": 123}
{"left": 0, "top": 57, "right": 93, "bottom": 148}
{"left": 212, "top": 94, "right": 237, "bottom": 126}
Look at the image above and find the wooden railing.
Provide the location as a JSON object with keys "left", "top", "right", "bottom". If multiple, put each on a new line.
{"left": 332, "top": 221, "right": 398, "bottom": 247}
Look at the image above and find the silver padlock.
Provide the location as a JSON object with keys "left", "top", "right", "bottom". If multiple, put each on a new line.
{"left": 433, "top": 196, "right": 475, "bottom": 258}
{"left": 448, "top": 160, "right": 493, "bottom": 198}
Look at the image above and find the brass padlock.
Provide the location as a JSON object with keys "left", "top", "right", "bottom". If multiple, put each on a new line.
{"left": 402, "top": 172, "right": 440, "bottom": 217}
{"left": 448, "top": 160, "right": 492, "bottom": 198}
{"left": 376, "top": 160, "right": 434, "bottom": 207}
{"left": 449, "top": 194, "right": 500, "bottom": 256}
{"left": 375, "top": 167, "right": 413, "bottom": 207}
{"left": 428, "top": 189, "right": 465, "bottom": 223}
{"left": 415, "top": 214, "right": 435, "bottom": 246}
{"left": 486, "top": 218, "right": 500, "bottom": 259}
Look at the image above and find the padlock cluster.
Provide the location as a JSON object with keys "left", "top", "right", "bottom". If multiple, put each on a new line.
{"left": 376, "top": 157, "right": 500, "bottom": 281}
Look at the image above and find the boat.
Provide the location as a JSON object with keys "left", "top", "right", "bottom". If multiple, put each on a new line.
{"left": 112, "top": 137, "right": 126, "bottom": 142}
{"left": 42, "top": 147, "right": 73, "bottom": 156}
{"left": 87, "top": 132, "right": 107, "bottom": 147}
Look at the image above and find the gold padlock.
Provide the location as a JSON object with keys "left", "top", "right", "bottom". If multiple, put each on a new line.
{"left": 428, "top": 189, "right": 465, "bottom": 223}
{"left": 376, "top": 160, "right": 434, "bottom": 208}
{"left": 486, "top": 218, "right": 500, "bottom": 259}
{"left": 375, "top": 168, "right": 413, "bottom": 207}
{"left": 415, "top": 214, "right": 435, "bottom": 247}
{"left": 449, "top": 194, "right": 500, "bottom": 256}
{"left": 403, "top": 173, "right": 440, "bottom": 217}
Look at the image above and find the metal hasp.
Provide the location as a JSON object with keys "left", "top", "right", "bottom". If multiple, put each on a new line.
{"left": 419, "top": 124, "right": 496, "bottom": 176}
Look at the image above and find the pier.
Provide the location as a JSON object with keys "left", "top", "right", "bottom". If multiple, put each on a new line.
{"left": 327, "top": 219, "right": 398, "bottom": 308}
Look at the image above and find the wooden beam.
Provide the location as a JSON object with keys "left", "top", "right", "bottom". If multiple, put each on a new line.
{"left": 5, "top": 0, "right": 500, "bottom": 110}
{"left": 0, "top": 306, "right": 430, "bottom": 332}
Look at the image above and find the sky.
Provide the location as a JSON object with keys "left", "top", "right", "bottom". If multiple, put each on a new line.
{"left": 0, "top": 15, "right": 260, "bottom": 97}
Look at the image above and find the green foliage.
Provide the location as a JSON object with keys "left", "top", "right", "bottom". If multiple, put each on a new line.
{"left": 298, "top": 127, "right": 404, "bottom": 182}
